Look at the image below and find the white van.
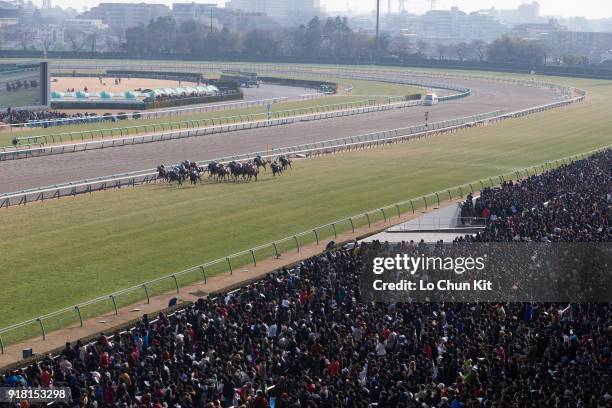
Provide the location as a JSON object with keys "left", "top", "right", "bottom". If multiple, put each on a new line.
{"left": 423, "top": 93, "right": 438, "bottom": 106}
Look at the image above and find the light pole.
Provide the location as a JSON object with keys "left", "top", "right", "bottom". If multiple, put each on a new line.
{"left": 376, "top": 0, "right": 380, "bottom": 58}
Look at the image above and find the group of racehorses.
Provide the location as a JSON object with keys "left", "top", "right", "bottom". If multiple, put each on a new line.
{"left": 156, "top": 156, "right": 292, "bottom": 186}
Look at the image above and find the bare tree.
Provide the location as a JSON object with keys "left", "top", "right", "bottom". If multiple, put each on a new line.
{"left": 41, "top": 37, "right": 54, "bottom": 53}
{"left": 65, "top": 30, "right": 88, "bottom": 51}
{"left": 470, "top": 39, "right": 487, "bottom": 62}
{"left": 416, "top": 40, "right": 428, "bottom": 56}
{"left": 87, "top": 31, "right": 98, "bottom": 52}
{"left": 436, "top": 44, "right": 448, "bottom": 60}
{"left": 453, "top": 42, "right": 468, "bottom": 62}
{"left": 17, "top": 29, "right": 31, "bottom": 51}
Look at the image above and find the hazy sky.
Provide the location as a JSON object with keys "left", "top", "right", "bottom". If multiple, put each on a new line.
{"left": 49, "top": 0, "right": 612, "bottom": 19}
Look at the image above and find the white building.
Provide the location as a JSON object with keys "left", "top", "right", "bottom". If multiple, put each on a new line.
{"left": 80, "top": 3, "right": 171, "bottom": 30}
{"left": 64, "top": 18, "right": 107, "bottom": 32}
{"left": 225, "top": 0, "right": 319, "bottom": 24}
{"left": 172, "top": 2, "right": 217, "bottom": 24}
{"left": 33, "top": 24, "right": 64, "bottom": 45}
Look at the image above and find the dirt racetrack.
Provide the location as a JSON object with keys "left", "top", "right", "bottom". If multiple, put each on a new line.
{"left": 52, "top": 76, "right": 195, "bottom": 94}
{"left": 0, "top": 76, "right": 558, "bottom": 194}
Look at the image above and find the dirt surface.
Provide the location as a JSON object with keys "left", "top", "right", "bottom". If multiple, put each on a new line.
{"left": 52, "top": 77, "right": 194, "bottom": 94}
{"left": 0, "top": 77, "right": 556, "bottom": 194}
{"left": 0, "top": 198, "right": 463, "bottom": 368}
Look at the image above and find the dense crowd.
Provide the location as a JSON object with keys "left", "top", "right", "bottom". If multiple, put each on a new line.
{"left": 1, "top": 151, "right": 610, "bottom": 408}
{"left": 458, "top": 149, "right": 611, "bottom": 243}
{"left": 0, "top": 109, "right": 101, "bottom": 127}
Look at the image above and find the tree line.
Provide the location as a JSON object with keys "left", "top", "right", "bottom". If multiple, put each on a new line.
{"left": 123, "top": 17, "right": 574, "bottom": 66}
{"left": 17, "top": 13, "right": 594, "bottom": 67}
{"left": 124, "top": 16, "right": 380, "bottom": 60}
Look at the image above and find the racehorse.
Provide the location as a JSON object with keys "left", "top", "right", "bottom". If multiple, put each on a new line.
{"left": 167, "top": 169, "right": 183, "bottom": 186}
{"left": 278, "top": 156, "right": 292, "bottom": 171}
{"left": 189, "top": 170, "right": 201, "bottom": 185}
{"left": 228, "top": 160, "right": 260, "bottom": 182}
{"left": 157, "top": 165, "right": 168, "bottom": 181}
{"left": 271, "top": 162, "right": 283, "bottom": 177}
{"left": 253, "top": 156, "right": 268, "bottom": 172}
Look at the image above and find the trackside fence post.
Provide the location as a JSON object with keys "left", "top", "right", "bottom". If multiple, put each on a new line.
{"left": 366, "top": 213, "right": 371, "bottom": 228}
{"left": 313, "top": 230, "right": 319, "bottom": 245}
{"left": 332, "top": 223, "right": 337, "bottom": 238}
{"left": 75, "top": 306, "right": 83, "bottom": 327}
{"left": 226, "top": 257, "right": 233, "bottom": 275}
{"left": 110, "top": 295, "right": 118, "bottom": 315}
{"left": 381, "top": 208, "right": 387, "bottom": 222}
{"left": 272, "top": 243, "right": 279, "bottom": 257}
{"left": 410, "top": 200, "right": 415, "bottom": 214}
{"left": 200, "top": 266, "right": 207, "bottom": 283}
{"left": 142, "top": 285, "right": 150, "bottom": 304}
{"left": 250, "top": 250, "right": 257, "bottom": 266}
{"left": 293, "top": 236, "right": 300, "bottom": 252}
{"left": 435, "top": 193, "right": 440, "bottom": 206}
{"left": 424, "top": 196, "right": 428, "bottom": 209}
{"left": 447, "top": 190, "right": 452, "bottom": 200}
{"left": 349, "top": 218, "right": 355, "bottom": 233}
{"left": 37, "top": 318, "right": 46, "bottom": 340}
{"left": 395, "top": 204, "right": 401, "bottom": 218}
{"left": 171, "top": 274, "right": 180, "bottom": 292}
{"left": 0, "top": 336, "right": 3, "bottom": 354}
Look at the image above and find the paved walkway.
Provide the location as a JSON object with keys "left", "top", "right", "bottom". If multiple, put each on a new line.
{"left": 0, "top": 198, "right": 464, "bottom": 368}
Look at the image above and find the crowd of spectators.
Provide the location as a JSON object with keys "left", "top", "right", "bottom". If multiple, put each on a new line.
{"left": 0, "top": 109, "right": 139, "bottom": 131}
{"left": 142, "top": 90, "right": 233, "bottom": 104}
{"left": 0, "top": 109, "right": 103, "bottom": 127}
{"left": 1, "top": 150, "right": 610, "bottom": 408}
{"left": 458, "top": 149, "right": 611, "bottom": 243}
{"left": 0, "top": 109, "right": 69, "bottom": 125}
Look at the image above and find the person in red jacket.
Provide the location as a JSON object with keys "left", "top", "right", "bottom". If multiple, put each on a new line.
{"left": 252, "top": 390, "right": 269, "bottom": 408}
{"left": 99, "top": 351, "right": 110, "bottom": 369}
{"left": 482, "top": 207, "right": 491, "bottom": 220}
{"left": 328, "top": 359, "right": 340, "bottom": 376}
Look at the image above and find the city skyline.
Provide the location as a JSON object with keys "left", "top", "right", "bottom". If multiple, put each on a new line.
{"left": 35, "top": 0, "right": 612, "bottom": 19}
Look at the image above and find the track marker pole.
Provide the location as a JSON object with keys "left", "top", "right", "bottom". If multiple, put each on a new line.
{"left": 75, "top": 306, "right": 83, "bottom": 327}
{"left": 110, "top": 295, "right": 118, "bottom": 315}
{"left": 36, "top": 318, "right": 46, "bottom": 340}
{"left": 200, "top": 266, "right": 207, "bottom": 283}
